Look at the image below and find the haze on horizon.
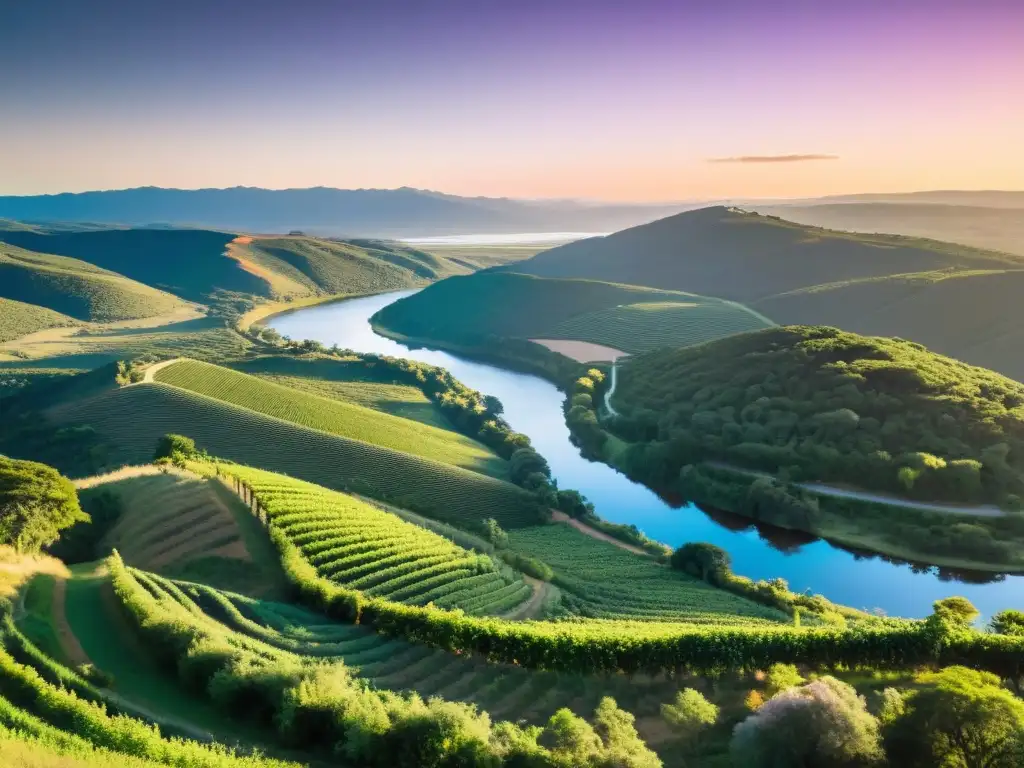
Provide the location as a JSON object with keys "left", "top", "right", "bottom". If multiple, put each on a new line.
{"left": 1, "top": 0, "right": 1021, "bottom": 202}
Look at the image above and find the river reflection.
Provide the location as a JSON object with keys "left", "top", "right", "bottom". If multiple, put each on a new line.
{"left": 269, "top": 290, "right": 1024, "bottom": 619}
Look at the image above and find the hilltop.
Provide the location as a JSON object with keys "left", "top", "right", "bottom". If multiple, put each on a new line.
{"left": 510, "top": 206, "right": 1021, "bottom": 301}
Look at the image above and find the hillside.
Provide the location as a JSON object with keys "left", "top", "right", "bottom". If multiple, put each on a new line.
{"left": 754, "top": 268, "right": 1024, "bottom": 381}
{"left": 0, "top": 297, "right": 76, "bottom": 343}
{"left": 372, "top": 270, "right": 772, "bottom": 356}
{"left": 0, "top": 185, "right": 690, "bottom": 237}
{"left": 755, "top": 203, "right": 1024, "bottom": 257}
{"left": 0, "top": 226, "right": 463, "bottom": 304}
{"left": 152, "top": 359, "right": 507, "bottom": 477}
{"left": 45, "top": 381, "right": 542, "bottom": 529}
{"left": 511, "top": 206, "right": 1021, "bottom": 301}
{"left": 0, "top": 242, "right": 190, "bottom": 322}
{"left": 610, "top": 325, "right": 1024, "bottom": 506}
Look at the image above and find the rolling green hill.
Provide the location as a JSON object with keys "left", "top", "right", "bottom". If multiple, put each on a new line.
{"left": 153, "top": 359, "right": 507, "bottom": 477}
{"left": 372, "top": 270, "right": 771, "bottom": 355}
{"left": 754, "top": 268, "right": 1024, "bottom": 382}
{"left": 47, "top": 382, "right": 542, "bottom": 529}
{"left": 0, "top": 297, "right": 76, "bottom": 343}
{"left": 511, "top": 206, "right": 1021, "bottom": 301}
{"left": 0, "top": 242, "right": 190, "bottom": 323}
{"left": 0, "top": 227, "right": 467, "bottom": 304}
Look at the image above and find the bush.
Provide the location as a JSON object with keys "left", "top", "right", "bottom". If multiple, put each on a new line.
{"left": 660, "top": 688, "right": 718, "bottom": 751}
{"left": 0, "top": 457, "right": 86, "bottom": 553}
{"left": 763, "top": 663, "right": 804, "bottom": 699}
{"left": 883, "top": 666, "right": 1024, "bottom": 768}
{"left": 669, "top": 542, "right": 731, "bottom": 585}
{"left": 153, "top": 433, "right": 199, "bottom": 462}
{"left": 932, "top": 596, "right": 979, "bottom": 626}
{"left": 730, "top": 677, "right": 883, "bottom": 767}
{"left": 991, "top": 609, "right": 1024, "bottom": 636}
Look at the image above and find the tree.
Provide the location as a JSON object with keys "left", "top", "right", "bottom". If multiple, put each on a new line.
{"left": 669, "top": 542, "right": 731, "bottom": 585}
{"left": 482, "top": 394, "right": 504, "bottom": 416}
{"left": 592, "top": 697, "right": 661, "bottom": 768}
{"left": 764, "top": 663, "right": 804, "bottom": 699}
{"left": 154, "top": 433, "right": 199, "bottom": 462}
{"left": 932, "top": 596, "right": 980, "bottom": 626}
{"left": 991, "top": 609, "right": 1024, "bottom": 636}
{"left": 556, "top": 489, "right": 593, "bottom": 519}
{"left": 539, "top": 708, "right": 602, "bottom": 765}
{"left": 510, "top": 449, "right": 551, "bottom": 485}
{"left": 0, "top": 457, "right": 87, "bottom": 553}
{"left": 883, "top": 666, "right": 1024, "bottom": 768}
{"left": 730, "top": 677, "right": 883, "bottom": 767}
{"left": 660, "top": 689, "right": 718, "bottom": 752}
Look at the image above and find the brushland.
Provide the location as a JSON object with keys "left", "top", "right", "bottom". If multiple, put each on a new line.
{"left": 584, "top": 325, "right": 1024, "bottom": 570}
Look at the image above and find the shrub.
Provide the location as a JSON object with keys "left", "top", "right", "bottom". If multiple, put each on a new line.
{"left": 153, "top": 433, "right": 199, "bottom": 462}
{"left": 932, "top": 596, "right": 979, "bottom": 626}
{"left": 660, "top": 688, "right": 718, "bottom": 751}
{"left": 883, "top": 666, "right": 1024, "bottom": 768}
{"left": 730, "top": 677, "right": 883, "bottom": 767}
{"left": 669, "top": 542, "right": 731, "bottom": 584}
{"left": 0, "top": 457, "right": 86, "bottom": 553}
{"left": 763, "top": 663, "right": 804, "bottom": 699}
{"left": 991, "top": 609, "right": 1024, "bottom": 636}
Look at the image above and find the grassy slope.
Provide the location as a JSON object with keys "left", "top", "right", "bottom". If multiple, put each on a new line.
{"left": 47, "top": 382, "right": 541, "bottom": 529}
{"left": 512, "top": 206, "right": 1022, "bottom": 302}
{"left": 153, "top": 359, "right": 506, "bottom": 478}
{"left": 0, "top": 297, "right": 77, "bottom": 343}
{"left": 373, "top": 270, "right": 770, "bottom": 353}
{"left": 754, "top": 268, "right": 1024, "bottom": 382}
{"left": 0, "top": 243, "right": 190, "bottom": 323}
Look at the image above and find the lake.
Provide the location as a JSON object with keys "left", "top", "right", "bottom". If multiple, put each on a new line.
{"left": 270, "top": 290, "right": 1024, "bottom": 619}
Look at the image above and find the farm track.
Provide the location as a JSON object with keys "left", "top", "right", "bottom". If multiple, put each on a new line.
{"left": 550, "top": 509, "right": 645, "bottom": 555}
{"left": 500, "top": 575, "right": 549, "bottom": 620}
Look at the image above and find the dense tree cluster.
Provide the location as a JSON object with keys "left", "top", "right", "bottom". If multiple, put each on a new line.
{"left": 0, "top": 456, "right": 86, "bottom": 553}
{"left": 610, "top": 326, "right": 1024, "bottom": 505}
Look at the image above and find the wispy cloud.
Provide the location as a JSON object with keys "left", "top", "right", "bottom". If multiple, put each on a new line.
{"left": 709, "top": 154, "right": 839, "bottom": 164}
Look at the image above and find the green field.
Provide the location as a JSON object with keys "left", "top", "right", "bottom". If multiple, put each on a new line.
{"left": 552, "top": 300, "right": 772, "bottom": 353}
{"left": 373, "top": 270, "right": 772, "bottom": 355}
{"left": 509, "top": 525, "right": 786, "bottom": 625}
{"left": 49, "top": 383, "right": 543, "bottom": 529}
{"left": 0, "top": 297, "right": 76, "bottom": 343}
{"left": 226, "top": 466, "right": 532, "bottom": 615}
{"left": 154, "top": 359, "right": 506, "bottom": 477}
{"left": 0, "top": 243, "right": 190, "bottom": 323}
{"left": 231, "top": 355, "right": 453, "bottom": 428}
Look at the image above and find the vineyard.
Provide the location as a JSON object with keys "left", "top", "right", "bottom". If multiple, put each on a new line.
{"left": 49, "top": 383, "right": 542, "bottom": 529}
{"left": 551, "top": 299, "right": 773, "bottom": 353}
{"left": 508, "top": 525, "right": 787, "bottom": 625}
{"left": 153, "top": 359, "right": 506, "bottom": 477}
{"left": 223, "top": 466, "right": 532, "bottom": 615}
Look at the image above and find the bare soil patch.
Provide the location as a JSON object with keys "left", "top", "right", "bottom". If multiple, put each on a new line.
{"left": 550, "top": 510, "right": 648, "bottom": 556}
{"left": 530, "top": 338, "right": 627, "bottom": 363}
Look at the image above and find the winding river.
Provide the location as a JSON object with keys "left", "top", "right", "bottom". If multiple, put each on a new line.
{"left": 270, "top": 290, "right": 1024, "bottom": 619}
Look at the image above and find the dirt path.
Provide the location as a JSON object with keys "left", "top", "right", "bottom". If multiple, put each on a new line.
{"left": 551, "top": 510, "right": 648, "bottom": 556}
{"left": 603, "top": 362, "right": 621, "bottom": 417}
{"left": 73, "top": 464, "right": 186, "bottom": 489}
{"left": 501, "top": 575, "right": 549, "bottom": 620}
{"left": 706, "top": 461, "right": 1007, "bottom": 518}
{"left": 50, "top": 578, "right": 91, "bottom": 667}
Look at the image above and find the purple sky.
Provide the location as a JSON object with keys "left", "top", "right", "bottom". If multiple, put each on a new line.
{"left": 1, "top": 0, "right": 1021, "bottom": 199}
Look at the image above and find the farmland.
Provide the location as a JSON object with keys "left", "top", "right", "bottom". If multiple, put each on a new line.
{"left": 223, "top": 466, "right": 532, "bottom": 615}
{"left": 153, "top": 359, "right": 507, "bottom": 477}
{"left": 508, "top": 525, "right": 786, "bottom": 625}
{"left": 48, "top": 382, "right": 543, "bottom": 529}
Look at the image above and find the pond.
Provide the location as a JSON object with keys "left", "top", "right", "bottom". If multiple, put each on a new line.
{"left": 270, "top": 290, "right": 1024, "bottom": 619}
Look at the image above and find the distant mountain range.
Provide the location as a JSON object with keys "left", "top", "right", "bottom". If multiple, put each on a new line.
{"left": 0, "top": 186, "right": 696, "bottom": 237}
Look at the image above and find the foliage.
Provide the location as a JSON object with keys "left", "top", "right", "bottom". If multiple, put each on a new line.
{"left": 932, "top": 597, "right": 980, "bottom": 626}
{"left": 115, "top": 360, "right": 144, "bottom": 386}
{"left": 612, "top": 325, "right": 1024, "bottom": 507}
{"left": 730, "top": 677, "right": 884, "bottom": 767}
{"left": 0, "top": 296, "right": 75, "bottom": 343}
{"left": 45, "top": 488, "right": 121, "bottom": 564}
{"left": 0, "top": 456, "right": 86, "bottom": 553}
{"left": 763, "top": 663, "right": 804, "bottom": 698}
{"left": 990, "top": 609, "right": 1024, "bottom": 636}
{"left": 660, "top": 688, "right": 718, "bottom": 748}
{"left": 670, "top": 543, "right": 731, "bottom": 585}
{"left": 882, "top": 666, "right": 1024, "bottom": 768}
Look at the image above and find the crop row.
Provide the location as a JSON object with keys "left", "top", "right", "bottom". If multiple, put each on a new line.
{"left": 53, "top": 382, "right": 544, "bottom": 529}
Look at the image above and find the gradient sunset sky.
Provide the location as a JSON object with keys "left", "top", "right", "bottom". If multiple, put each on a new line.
{"left": 2, "top": 0, "right": 1021, "bottom": 200}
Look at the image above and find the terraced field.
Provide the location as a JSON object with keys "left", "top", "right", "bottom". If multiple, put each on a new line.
{"left": 153, "top": 359, "right": 506, "bottom": 477}
{"left": 49, "top": 382, "right": 542, "bottom": 529}
{"left": 96, "top": 472, "right": 285, "bottom": 597}
{"left": 132, "top": 570, "right": 686, "bottom": 748}
{"left": 551, "top": 300, "right": 773, "bottom": 353}
{"left": 222, "top": 466, "right": 532, "bottom": 615}
{"left": 509, "top": 525, "right": 787, "bottom": 625}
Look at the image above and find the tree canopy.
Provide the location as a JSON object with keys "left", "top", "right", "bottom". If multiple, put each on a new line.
{"left": 0, "top": 456, "right": 86, "bottom": 553}
{"left": 612, "top": 326, "right": 1024, "bottom": 505}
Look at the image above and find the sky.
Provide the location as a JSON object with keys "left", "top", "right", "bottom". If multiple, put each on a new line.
{"left": 1, "top": 0, "right": 1022, "bottom": 200}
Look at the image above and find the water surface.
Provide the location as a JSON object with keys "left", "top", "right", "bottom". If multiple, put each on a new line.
{"left": 270, "top": 291, "right": 1024, "bottom": 619}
